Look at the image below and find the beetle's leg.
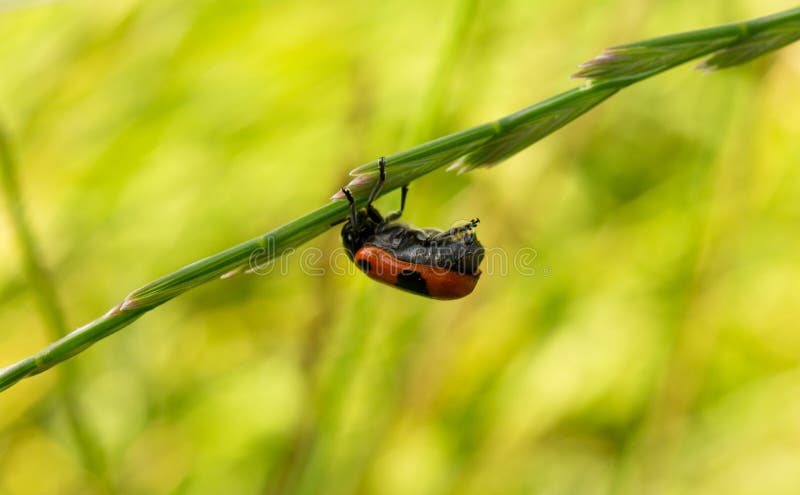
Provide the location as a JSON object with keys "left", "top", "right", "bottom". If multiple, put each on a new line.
{"left": 364, "top": 156, "right": 388, "bottom": 224}
{"left": 430, "top": 218, "right": 479, "bottom": 241}
{"left": 367, "top": 156, "right": 387, "bottom": 207}
{"left": 342, "top": 187, "right": 358, "bottom": 226}
{"left": 367, "top": 204, "right": 384, "bottom": 224}
{"left": 384, "top": 184, "right": 408, "bottom": 222}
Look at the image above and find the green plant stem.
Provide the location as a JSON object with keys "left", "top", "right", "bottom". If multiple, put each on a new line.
{"left": 0, "top": 125, "right": 113, "bottom": 493}
{"left": 1, "top": 7, "right": 799, "bottom": 393}
{"left": 572, "top": 6, "right": 800, "bottom": 82}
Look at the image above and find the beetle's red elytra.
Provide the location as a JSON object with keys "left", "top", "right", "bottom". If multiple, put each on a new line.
{"left": 353, "top": 245, "right": 481, "bottom": 299}
{"left": 340, "top": 157, "right": 484, "bottom": 299}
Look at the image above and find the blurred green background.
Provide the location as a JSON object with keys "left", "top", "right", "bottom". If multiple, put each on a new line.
{"left": 2, "top": 0, "right": 800, "bottom": 494}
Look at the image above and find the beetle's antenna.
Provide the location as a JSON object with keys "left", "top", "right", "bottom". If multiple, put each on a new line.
{"left": 430, "top": 218, "right": 480, "bottom": 241}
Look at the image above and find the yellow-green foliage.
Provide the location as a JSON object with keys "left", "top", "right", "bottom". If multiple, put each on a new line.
{"left": 1, "top": 1, "right": 800, "bottom": 494}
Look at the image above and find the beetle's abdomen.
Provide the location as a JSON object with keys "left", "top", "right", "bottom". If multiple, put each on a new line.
{"left": 353, "top": 245, "right": 480, "bottom": 300}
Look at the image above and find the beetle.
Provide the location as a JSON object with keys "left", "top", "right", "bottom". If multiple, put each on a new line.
{"left": 339, "top": 157, "right": 484, "bottom": 299}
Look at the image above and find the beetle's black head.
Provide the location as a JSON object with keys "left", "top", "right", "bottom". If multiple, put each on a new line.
{"left": 459, "top": 235, "right": 485, "bottom": 275}
{"left": 341, "top": 210, "right": 378, "bottom": 260}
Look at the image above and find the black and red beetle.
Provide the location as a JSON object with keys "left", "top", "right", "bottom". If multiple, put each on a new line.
{"left": 340, "top": 157, "right": 484, "bottom": 299}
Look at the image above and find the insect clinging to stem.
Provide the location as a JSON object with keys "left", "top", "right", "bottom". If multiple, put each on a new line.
{"left": 339, "top": 157, "right": 484, "bottom": 299}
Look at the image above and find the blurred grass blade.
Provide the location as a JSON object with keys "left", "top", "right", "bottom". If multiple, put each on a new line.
{"left": 0, "top": 124, "right": 112, "bottom": 492}
{"left": 2, "top": 6, "right": 800, "bottom": 393}
{"left": 0, "top": 0, "right": 66, "bottom": 11}
{"left": 574, "top": 7, "right": 800, "bottom": 83}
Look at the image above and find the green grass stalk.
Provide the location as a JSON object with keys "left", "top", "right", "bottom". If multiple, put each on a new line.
{"left": 0, "top": 125, "right": 113, "bottom": 492}
{"left": 1, "top": 6, "right": 798, "bottom": 393}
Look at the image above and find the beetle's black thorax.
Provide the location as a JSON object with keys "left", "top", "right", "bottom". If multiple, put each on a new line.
{"left": 342, "top": 217, "right": 485, "bottom": 275}
{"left": 372, "top": 223, "right": 484, "bottom": 275}
{"left": 341, "top": 210, "right": 379, "bottom": 260}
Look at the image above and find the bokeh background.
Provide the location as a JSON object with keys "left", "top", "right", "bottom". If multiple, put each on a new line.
{"left": 2, "top": 0, "right": 800, "bottom": 494}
